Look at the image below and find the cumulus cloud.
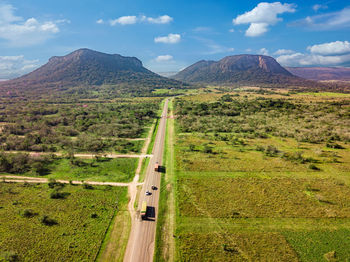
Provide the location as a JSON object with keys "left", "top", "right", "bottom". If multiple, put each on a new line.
{"left": 233, "top": 2, "right": 296, "bottom": 37}
{"left": 105, "top": 15, "right": 173, "bottom": 26}
{"left": 277, "top": 52, "right": 350, "bottom": 66}
{"left": 0, "top": 55, "right": 39, "bottom": 79}
{"left": 259, "top": 48, "right": 269, "bottom": 55}
{"left": 292, "top": 7, "right": 350, "bottom": 30}
{"left": 155, "top": 55, "right": 173, "bottom": 62}
{"left": 141, "top": 15, "right": 173, "bottom": 24}
{"left": 276, "top": 41, "right": 350, "bottom": 67}
{"left": 0, "top": 3, "right": 67, "bottom": 46}
{"left": 96, "top": 19, "right": 104, "bottom": 24}
{"left": 274, "top": 49, "right": 295, "bottom": 55}
{"left": 154, "top": 33, "right": 181, "bottom": 44}
{"left": 307, "top": 41, "right": 350, "bottom": 55}
{"left": 109, "top": 16, "right": 137, "bottom": 26}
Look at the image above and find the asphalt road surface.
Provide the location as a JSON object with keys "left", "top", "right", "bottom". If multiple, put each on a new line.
{"left": 124, "top": 99, "right": 168, "bottom": 262}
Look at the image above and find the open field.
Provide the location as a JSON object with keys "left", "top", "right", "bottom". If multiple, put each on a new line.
{"left": 171, "top": 90, "right": 350, "bottom": 261}
{"left": 0, "top": 182, "right": 127, "bottom": 262}
{"left": 0, "top": 156, "right": 138, "bottom": 183}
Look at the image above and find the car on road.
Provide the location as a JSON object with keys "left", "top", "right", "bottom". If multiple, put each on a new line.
{"left": 151, "top": 185, "right": 157, "bottom": 190}
{"left": 145, "top": 191, "right": 152, "bottom": 196}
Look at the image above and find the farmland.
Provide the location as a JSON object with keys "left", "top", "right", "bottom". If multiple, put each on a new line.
{"left": 0, "top": 182, "right": 128, "bottom": 262}
{"left": 169, "top": 89, "right": 350, "bottom": 261}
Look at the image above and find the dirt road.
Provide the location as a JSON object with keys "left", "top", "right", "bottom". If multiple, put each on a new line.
{"left": 2, "top": 151, "right": 152, "bottom": 159}
{"left": 124, "top": 99, "right": 168, "bottom": 262}
{"left": 0, "top": 175, "right": 143, "bottom": 187}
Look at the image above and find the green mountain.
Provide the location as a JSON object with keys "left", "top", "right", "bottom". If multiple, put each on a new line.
{"left": 0, "top": 48, "right": 186, "bottom": 97}
{"left": 173, "top": 54, "right": 313, "bottom": 87}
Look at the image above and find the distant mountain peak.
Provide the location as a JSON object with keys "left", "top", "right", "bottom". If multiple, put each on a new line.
{"left": 0, "top": 48, "right": 185, "bottom": 95}
{"left": 173, "top": 54, "right": 307, "bottom": 86}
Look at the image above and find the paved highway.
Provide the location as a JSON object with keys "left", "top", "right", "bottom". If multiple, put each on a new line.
{"left": 124, "top": 99, "right": 168, "bottom": 262}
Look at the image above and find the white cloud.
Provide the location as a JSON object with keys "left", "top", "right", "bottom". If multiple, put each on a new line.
{"left": 142, "top": 15, "right": 173, "bottom": 24}
{"left": 103, "top": 15, "right": 173, "bottom": 26}
{"left": 277, "top": 52, "right": 350, "bottom": 67}
{"left": 259, "top": 48, "right": 269, "bottom": 55}
{"left": 245, "top": 22, "right": 269, "bottom": 37}
{"left": 155, "top": 55, "right": 173, "bottom": 62}
{"left": 109, "top": 16, "right": 137, "bottom": 26}
{"left": 154, "top": 33, "right": 181, "bottom": 44}
{"left": 275, "top": 41, "right": 350, "bottom": 67}
{"left": 307, "top": 41, "right": 350, "bottom": 55}
{"left": 274, "top": 49, "right": 295, "bottom": 55}
{"left": 0, "top": 55, "right": 39, "bottom": 79}
{"left": 233, "top": 2, "right": 296, "bottom": 37}
{"left": 0, "top": 3, "right": 67, "bottom": 46}
{"left": 292, "top": 7, "right": 350, "bottom": 30}
{"left": 228, "top": 28, "right": 235, "bottom": 33}
{"left": 312, "top": 4, "right": 328, "bottom": 12}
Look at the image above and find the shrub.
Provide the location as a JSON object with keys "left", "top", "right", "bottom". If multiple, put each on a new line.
{"left": 0, "top": 251, "right": 20, "bottom": 262}
{"left": 48, "top": 179, "right": 65, "bottom": 189}
{"left": 50, "top": 191, "right": 70, "bottom": 199}
{"left": 19, "top": 209, "right": 37, "bottom": 218}
{"left": 326, "top": 143, "right": 344, "bottom": 149}
{"left": 83, "top": 183, "right": 94, "bottom": 190}
{"left": 265, "top": 145, "right": 280, "bottom": 157}
{"left": 309, "top": 164, "right": 321, "bottom": 171}
{"left": 41, "top": 215, "right": 58, "bottom": 226}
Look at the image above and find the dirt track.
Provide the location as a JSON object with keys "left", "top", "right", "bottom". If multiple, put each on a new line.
{"left": 0, "top": 175, "right": 143, "bottom": 187}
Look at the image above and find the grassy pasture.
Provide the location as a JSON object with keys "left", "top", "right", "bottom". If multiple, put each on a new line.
{"left": 178, "top": 177, "right": 350, "bottom": 218}
{"left": 3, "top": 157, "right": 138, "bottom": 183}
{"left": 0, "top": 182, "right": 127, "bottom": 262}
{"left": 172, "top": 90, "right": 350, "bottom": 261}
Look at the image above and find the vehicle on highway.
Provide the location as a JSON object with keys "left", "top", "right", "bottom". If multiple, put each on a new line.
{"left": 140, "top": 201, "right": 147, "bottom": 220}
{"left": 145, "top": 191, "right": 152, "bottom": 196}
{"left": 154, "top": 162, "right": 159, "bottom": 172}
{"left": 151, "top": 185, "right": 157, "bottom": 190}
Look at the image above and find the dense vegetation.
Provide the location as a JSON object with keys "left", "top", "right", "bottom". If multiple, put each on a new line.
{"left": 175, "top": 95, "right": 350, "bottom": 143}
{"left": 0, "top": 99, "right": 160, "bottom": 153}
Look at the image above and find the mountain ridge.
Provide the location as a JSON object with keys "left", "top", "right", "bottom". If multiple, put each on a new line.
{"left": 286, "top": 66, "right": 350, "bottom": 81}
{"left": 0, "top": 48, "right": 186, "bottom": 96}
{"left": 173, "top": 54, "right": 312, "bottom": 87}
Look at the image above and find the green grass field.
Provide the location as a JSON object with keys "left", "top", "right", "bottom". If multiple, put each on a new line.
{"left": 171, "top": 90, "right": 350, "bottom": 261}
{"left": 0, "top": 182, "right": 128, "bottom": 261}
{"left": 5, "top": 157, "right": 138, "bottom": 183}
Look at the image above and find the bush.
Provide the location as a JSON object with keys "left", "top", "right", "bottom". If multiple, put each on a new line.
{"left": 83, "top": 183, "right": 94, "bottom": 190}
{"left": 19, "top": 209, "right": 37, "bottom": 218}
{"left": 41, "top": 215, "right": 58, "bottom": 226}
{"left": 309, "top": 164, "right": 321, "bottom": 171}
{"left": 48, "top": 179, "right": 65, "bottom": 189}
{"left": 326, "top": 143, "right": 344, "bottom": 149}
{"left": 0, "top": 251, "right": 20, "bottom": 262}
{"left": 265, "top": 145, "right": 280, "bottom": 157}
{"left": 50, "top": 191, "right": 70, "bottom": 199}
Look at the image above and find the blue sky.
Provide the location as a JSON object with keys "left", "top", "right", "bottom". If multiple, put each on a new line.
{"left": 0, "top": 0, "right": 349, "bottom": 79}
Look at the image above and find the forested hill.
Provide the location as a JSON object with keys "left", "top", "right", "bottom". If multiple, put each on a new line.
{"left": 173, "top": 54, "right": 317, "bottom": 87}
{"left": 0, "top": 48, "right": 187, "bottom": 98}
